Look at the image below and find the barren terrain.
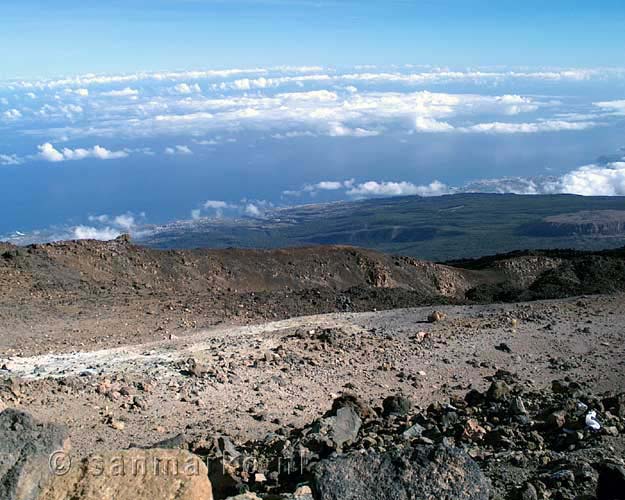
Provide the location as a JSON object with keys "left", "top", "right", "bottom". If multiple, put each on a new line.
{"left": 2, "top": 293, "right": 624, "bottom": 459}
{"left": 1, "top": 238, "right": 625, "bottom": 499}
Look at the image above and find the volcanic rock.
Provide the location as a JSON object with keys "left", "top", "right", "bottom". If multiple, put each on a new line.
{"left": 39, "top": 448, "right": 213, "bottom": 500}
{"left": 311, "top": 444, "right": 490, "bottom": 500}
{"left": 0, "top": 409, "right": 70, "bottom": 500}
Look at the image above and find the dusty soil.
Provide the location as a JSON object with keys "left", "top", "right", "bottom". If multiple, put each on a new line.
{"left": 2, "top": 293, "right": 624, "bottom": 460}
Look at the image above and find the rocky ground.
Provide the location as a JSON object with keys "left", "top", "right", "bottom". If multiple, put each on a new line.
{"left": 1, "top": 239, "right": 625, "bottom": 499}
{"left": 1, "top": 294, "right": 625, "bottom": 499}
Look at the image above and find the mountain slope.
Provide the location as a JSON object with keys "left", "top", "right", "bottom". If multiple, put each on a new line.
{"left": 139, "top": 193, "right": 625, "bottom": 260}
{"left": 2, "top": 237, "right": 625, "bottom": 355}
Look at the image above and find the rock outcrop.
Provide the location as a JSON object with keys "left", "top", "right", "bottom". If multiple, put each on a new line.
{"left": 39, "top": 448, "right": 213, "bottom": 500}
{"left": 311, "top": 445, "right": 490, "bottom": 500}
{"left": 0, "top": 409, "right": 69, "bottom": 500}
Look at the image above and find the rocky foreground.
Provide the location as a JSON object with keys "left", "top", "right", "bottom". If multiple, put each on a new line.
{"left": 1, "top": 293, "right": 624, "bottom": 499}
{"left": 1, "top": 371, "right": 624, "bottom": 499}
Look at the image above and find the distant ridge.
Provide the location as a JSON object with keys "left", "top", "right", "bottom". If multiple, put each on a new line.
{"left": 138, "top": 193, "right": 625, "bottom": 261}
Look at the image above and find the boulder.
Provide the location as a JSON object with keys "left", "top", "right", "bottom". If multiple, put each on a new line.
{"left": 382, "top": 395, "right": 412, "bottom": 417}
{"left": 39, "top": 448, "right": 213, "bottom": 500}
{"left": 311, "top": 444, "right": 490, "bottom": 500}
{"left": 597, "top": 462, "right": 625, "bottom": 500}
{"left": 0, "top": 409, "right": 70, "bottom": 500}
{"left": 311, "top": 406, "right": 362, "bottom": 451}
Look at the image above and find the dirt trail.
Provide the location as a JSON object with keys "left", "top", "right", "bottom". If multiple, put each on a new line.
{"left": 2, "top": 313, "right": 363, "bottom": 380}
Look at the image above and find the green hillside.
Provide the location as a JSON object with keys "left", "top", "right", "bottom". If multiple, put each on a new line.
{"left": 140, "top": 193, "right": 625, "bottom": 261}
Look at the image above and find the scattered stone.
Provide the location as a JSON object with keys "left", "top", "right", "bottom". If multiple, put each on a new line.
{"left": 486, "top": 380, "right": 511, "bottom": 401}
{"left": 293, "top": 485, "right": 313, "bottom": 497}
{"left": 382, "top": 395, "right": 412, "bottom": 417}
{"left": 509, "top": 396, "right": 528, "bottom": 416}
{"left": 462, "top": 418, "right": 487, "bottom": 442}
{"left": 329, "top": 394, "right": 375, "bottom": 420}
{"left": 186, "top": 358, "right": 209, "bottom": 378}
{"left": 427, "top": 311, "right": 446, "bottom": 323}
{"left": 110, "top": 419, "right": 125, "bottom": 431}
{"left": 402, "top": 422, "right": 425, "bottom": 440}
{"left": 495, "top": 342, "right": 512, "bottom": 353}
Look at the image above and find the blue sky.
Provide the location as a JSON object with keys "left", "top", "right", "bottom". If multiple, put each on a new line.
{"left": 2, "top": 1, "right": 625, "bottom": 79}
{"left": 1, "top": 1, "right": 625, "bottom": 242}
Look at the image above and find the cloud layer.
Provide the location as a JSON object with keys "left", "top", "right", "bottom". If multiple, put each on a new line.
{"left": 2, "top": 64, "right": 619, "bottom": 167}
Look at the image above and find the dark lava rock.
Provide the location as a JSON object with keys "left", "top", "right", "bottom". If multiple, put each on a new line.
{"left": 311, "top": 444, "right": 490, "bottom": 500}
{"left": 518, "top": 482, "right": 538, "bottom": 500}
{"left": 495, "top": 342, "right": 512, "bottom": 353}
{"left": 311, "top": 406, "right": 362, "bottom": 451}
{"left": 597, "top": 462, "right": 625, "bottom": 500}
{"left": 382, "top": 395, "right": 413, "bottom": 417}
{"left": 0, "top": 409, "right": 69, "bottom": 500}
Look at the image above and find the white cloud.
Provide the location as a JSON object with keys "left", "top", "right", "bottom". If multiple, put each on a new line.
{"left": 77, "top": 211, "right": 143, "bottom": 240}
{"left": 113, "top": 214, "right": 136, "bottom": 230}
{"left": 164, "top": 145, "right": 193, "bottom": 155}
{"left": 311, "top": 181, "right": 344, "bottom": 191}
{"left": 244, "top": 203, "right": 262, "bottom": 217}
{"left": 38, "top": 143, "right": 65, "bottom": 162}
{"left": 173, "top": 83, "right": 201, "bottom": 94}
{"left": 557, "top": 162, "right": 625, "bottom": 195}
{"left": 3, "top": 65, "right": 618, "bottom": 156}
{"left": 37, "top": 143, "right": 129, "bottom": 162}
{"left": 271, "top": 131, "right": 317, "bottom": 139}
{"left": 14, "top": 66, "right": 623, "bottom": 94}
{"left": 73, "top": 225, "right": 121, "bottom": 240}
{"left": 3, "top": 109, "right": 22, "bottom": 119}
{"left": 328, "top": 123, "right": 379, "bottom": 137}
{"left": 296, "top": 158, "right": 625, "bottom": 200}
{"left": 0, "top": 153, "right": 22, "bottom": 166}
{"left": 16, "top": 68, "right": 273, "bottom": 90}
{"left": 277, "top": 90, "right": 338, "bottom": 102}
{"left": 594, "top": 99, "right": 625, "bottom": 115}
{"left": 101, "top": 87, "right": 139, "bottom": 97}
{"left": 203, "top": 200, "right": 230, "bottom": 209}
{"left": 21, "top": 78, "right": 595, "bottom": 143}
{"left": 347, "top": 180, "right": 449, "bottom": 197}
{"left": 198, "top": 200, "right": 238, "bottom": 218}
{"left": 414, "top": 116, "right": 454, "bottom": 132}
{"left": 459, "top": 120, "right": 597, "bottom": 134}
{"left": 65, "top": 88, "right": 89, "bottom": 97}
{"left": 461, "top": 176, "right": 560, "bottom": 195}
